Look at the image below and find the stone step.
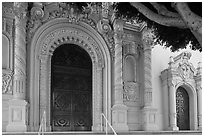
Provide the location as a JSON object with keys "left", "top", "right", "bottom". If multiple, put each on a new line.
{"left": 3, "top": 130, "right": 202, "bottom": 135}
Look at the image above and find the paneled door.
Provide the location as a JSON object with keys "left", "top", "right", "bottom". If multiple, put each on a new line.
{"left": 176, "top": 87, "right": 190, "bottom": 130}
{"left": 51, "top": 44, "right": 92, "bottom": 131}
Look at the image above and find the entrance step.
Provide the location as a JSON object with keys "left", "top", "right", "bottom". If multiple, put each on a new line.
{"left": 2, "top": 130, "right": 202, "bottom": 135}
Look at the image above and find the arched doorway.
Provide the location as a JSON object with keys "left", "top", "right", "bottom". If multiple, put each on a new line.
{"left": 176, "top": 87, "right": 190, "bottom": 130}
{"left": 51, "top": 44, "right": 92, "bottom": 131}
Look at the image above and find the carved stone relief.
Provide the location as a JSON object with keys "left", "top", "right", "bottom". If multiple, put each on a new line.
{"left": 2, "top": 70, "right": 13, "bottom": 94}
{"left": 41, "top": 28, "right": 104, "bottom": 68}
{"left": 176, "top": 52, "right": 196, "bottom": 80}
{"left": 27, "top": 3, "right": 98, "bottom": 39}
{"left": 123, "top": 82, "right": 139, "bottom": 102}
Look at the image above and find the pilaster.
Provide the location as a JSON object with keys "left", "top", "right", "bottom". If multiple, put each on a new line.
{"left": 167, "top": 81, "right": 179, "bottom": 131}
{"left": 112, "top": 19, "right": 129, "bottom": 132}
{"left": 93, "top": 67, "right": 103, "bottom": 132}
{"left": 141, "top": 27, "right": 157, "bottom": 131}
{"left": 7, "top": 2, "right": 29, "bottom": 132}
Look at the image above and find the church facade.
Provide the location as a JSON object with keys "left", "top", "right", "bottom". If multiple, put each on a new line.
{"left": 2, "top": 2, "right": 202, "bottom": 133}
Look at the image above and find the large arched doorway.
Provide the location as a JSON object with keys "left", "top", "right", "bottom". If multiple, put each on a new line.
{"left": 176, "top": 87, "right": 190, "bottom": 130}
{"left": 51, "top": 44, "right": 92, "bottom": 131}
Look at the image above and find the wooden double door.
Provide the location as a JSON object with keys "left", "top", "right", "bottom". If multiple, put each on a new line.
{"left": 52, "top": 89, "right": 92, "bottom": 131}
{"left": 51, "top": 44, "right": 92, "bottom": 131}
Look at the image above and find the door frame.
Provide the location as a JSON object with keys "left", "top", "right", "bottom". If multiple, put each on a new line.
{"left": 51, "top": 44, "right": 93, "bottom": 131}
{"left": 176, "top": 86, "right": 190, "bottom": 130}
{"left": 175, "top": 83, "right": 197, "bottom": 130}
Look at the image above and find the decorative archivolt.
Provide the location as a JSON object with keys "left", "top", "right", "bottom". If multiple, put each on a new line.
{"left": 39, "top": 28, "right": 104, "bottom": 68}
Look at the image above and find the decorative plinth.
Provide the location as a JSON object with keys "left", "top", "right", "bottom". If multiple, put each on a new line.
{"left": 112, "top": 104, "right": 129, "bottom": 132}
{"left": 142, "top": 107, "right": 158, "bottom": 131}
{"left": 6, "top": 99, "right": 28, "bottom": 132}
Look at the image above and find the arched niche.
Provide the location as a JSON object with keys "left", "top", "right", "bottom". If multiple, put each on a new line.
{"left": 124, "top": 55, "right": 136, "bottom": 82}
{"left": 2, "top": 34, "right": 10, "bottom": 69}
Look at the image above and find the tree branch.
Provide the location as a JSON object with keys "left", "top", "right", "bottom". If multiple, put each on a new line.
{"left": 175, "top": 2, "right": 202, "bottom": 45}
{"left": 175, "top": 2, "right": 202, "bottom": 34}
{"left": 130, "top": 2, "right": 187, "bottom": 29}
{"left": 150, "top": 2, "right": 180, "bottom": 18}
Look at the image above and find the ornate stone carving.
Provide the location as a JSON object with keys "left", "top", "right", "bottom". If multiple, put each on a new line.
{"left": 2, "top": 70, "right": 13, "bottom": 94}
{"left": 123, "top": 82, "right": 139, "bottom": 102}
{"left": 27, "top": 2, "right": 98, "bottom": 39}
{"left": 40, "top": 28, "right": 104, "bottom": 68}
{"left": 177, "top": 52, "right": 195, "bottom": 80}
{"left": 13, "top": 2, "right": 28, "bottom": 20}
{"left": 97, "top": 20, "right": 115, "bottom": 59}
{"left": 102, "top": 2, "right": 110, "bottom": 18}
{"left": 2, "top": 3, "right": 14, "bottom": 17}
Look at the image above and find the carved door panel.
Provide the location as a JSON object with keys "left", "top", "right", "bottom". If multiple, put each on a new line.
{"left": 176, "top": 87, "right": 190, "bottom": 130}
{"left": 72, "top": 92, "right": 92, "bottom": 131}
{"left": 52, "top": 91, "right": 72, "bottom": 131}
{"left": 52, "top": 90, "right": 92, "bottom": 131}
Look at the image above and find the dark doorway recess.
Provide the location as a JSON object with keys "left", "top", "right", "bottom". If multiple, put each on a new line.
{"left": 51, "top": 44, "right": 92, "bottom": 131}
{"left": 176, "top": 87, "right": 190, "bottom": 130}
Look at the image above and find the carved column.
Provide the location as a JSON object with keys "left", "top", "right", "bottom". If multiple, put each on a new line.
{"left": 141, "top": 28, "right": 156, "bottom": 131}
{"left": 195, "top": 62, "right": 202, "bottom": 131}
{"left": 168, "top": 81, "right": 179, "bottom": 130}
{"left": 7, "top": 2, "right": 28, "bottom": 132}
{"left": 112, "top": 19, "right": 129, "bottom": 132}
{"left": 142, "top": 29, "right": 153, "bottom": 107}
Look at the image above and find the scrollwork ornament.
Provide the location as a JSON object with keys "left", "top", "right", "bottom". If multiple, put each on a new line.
{"left": 31, "top": 7, "right": 44, "bottom": 19}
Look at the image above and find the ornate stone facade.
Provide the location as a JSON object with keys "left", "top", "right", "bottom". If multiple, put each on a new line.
{"left": 161, "top": 51, "right": 202, "bottom": 131}
{"left": 2, "top": 2, "right": 201, "bottom": 133}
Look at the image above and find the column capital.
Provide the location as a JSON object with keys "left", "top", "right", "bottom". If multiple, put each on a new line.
{"left": 141, "top": 28, "right": 154, "bottom": 50}
{"left": 167, "top": 79, "right": 176, "bottom": 87}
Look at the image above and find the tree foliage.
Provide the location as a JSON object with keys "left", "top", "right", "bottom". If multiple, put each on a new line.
{"left": 113, "top": 2, "right": 201, "bottom": 52}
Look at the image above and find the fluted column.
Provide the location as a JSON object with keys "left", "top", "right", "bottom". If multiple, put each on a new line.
{"left": 168, "top": 82, "right": 179, "bottom": 130}
{"left": 112, "top": 19, "right": 128, "bottom": 132}
{"left": 7, "top": 2, "right": 28, "bottom": 132}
